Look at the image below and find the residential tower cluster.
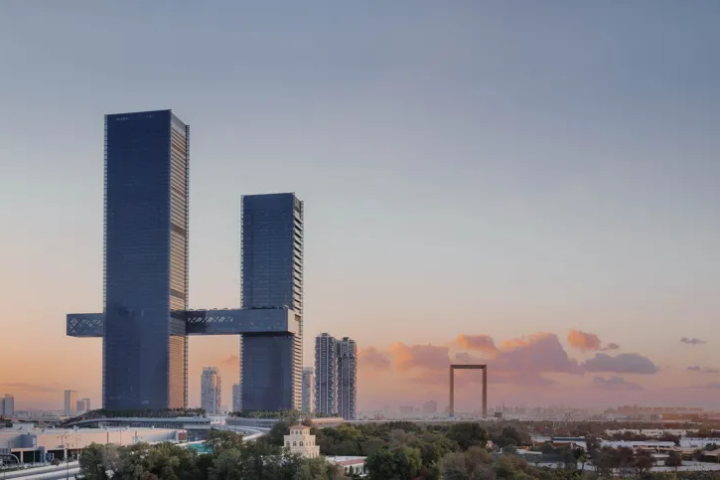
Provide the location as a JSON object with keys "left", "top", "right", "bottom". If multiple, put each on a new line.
{"left": 313, "top": 333, "right": 357, "bottom": 420}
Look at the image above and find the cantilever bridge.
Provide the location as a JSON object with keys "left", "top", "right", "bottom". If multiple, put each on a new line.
{"left": 66, "top": 308, "right": 299, "bottom": 338}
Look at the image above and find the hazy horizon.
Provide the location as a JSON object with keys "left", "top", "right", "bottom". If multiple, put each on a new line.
{"left": 1, "top": 2, "right": 719, "bottom": 413}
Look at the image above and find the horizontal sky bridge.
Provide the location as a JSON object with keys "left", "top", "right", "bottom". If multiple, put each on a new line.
{"left": 67, "top": 308, "right": 299, "bottom": 338}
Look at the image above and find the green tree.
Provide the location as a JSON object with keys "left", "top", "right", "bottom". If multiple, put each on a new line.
{"left": 493, "top": 455, "right": 525, "bottom": 480}
{"left": 440, "top": 447, "right": 495, "bottom": 480}
{"left": 585, "top": 436, "right": 601, "bottom": 461}
{"left": 665, "top": 451, "right": 682, "bottom": 470}
{"left": 195, "top": 454, "right": 215, "bottom": 480}
{"left": 267, "top": 416, "right": 299, "bottom": 447}
{"left": 574, "top": 449, "right": 588, "bottom": 472}
{"left": 447, "top": 423, "right": 488, "bottom": 451}
{"left": 206, "top": 430, "right": 244, "bottom": 455}
{"left": 208, "top": 448, "right": 244, "bottom": 480}
{"left": 145, "top": 442, "right": 199, "bottom": 480}
{"left": 502, "top": 445, "right": 518, "bottom": 456}
{"left": 299, "top": 455, "right": 347, "bottom": 480}
{"left": 78, "top": 443, "right": 115, "bottom": 480}
{"left": 635, "top": 450, "right": 654, "bottom": 475}
{"left": 492, "top": 426, "right": 529, "bottom": 449}
{"left": 615, "top": 446, "right": 636, "bottom": 476}
{"left": 116, "top": 443, "right": 154, "bottom": 480}
{"left": 540, "top": 442, "right": 556, "bottom": 455}
{"left": 366, "top": 445, "right": 422, "bottom": 480}
{"left": 359, "top": 437, "right": 386, "bottom": 456}
{"left": 592, "top": 447, "right": 618, "bottom": 479}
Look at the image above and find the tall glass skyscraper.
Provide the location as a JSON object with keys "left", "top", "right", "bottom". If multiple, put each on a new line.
{"left": 68, "top": 112, "right": 304, "bottom": 414}
{"left": 103, "top": 110, "right": 189, "bottom": 410}
{"left": 314, "top": 333, "right": 338, "bottom": 416}
{"left": 337, "top": 337, "right": 358, "bottom": 420}
{"left": 240, "top": 193, "right": 304, "bottom": 411}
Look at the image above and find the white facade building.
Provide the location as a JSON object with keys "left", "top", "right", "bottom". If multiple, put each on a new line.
{"left": 76, "top": 398, "right": 91, "bottom": 414}
{"left": 1, "top": 394, "right": 14, "bottom": 417}
{"left": 64, "top": 390, "right": 77, "bottom": 417}
{"left": 201, "top": 367, "right": 222, "bottom": 415}
{"left": 284, "top": 425, "right": 320, "bottom": 458}
{"left": 326, "top": 456, "right": 367, "bottom": 477}
{"left": 302, "top": 367, "right": 314, "bottom": 414}
{"left": 0, "top": 427, "right": 184, "bottom": 463}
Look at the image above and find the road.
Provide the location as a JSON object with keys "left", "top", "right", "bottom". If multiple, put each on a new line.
{"left": 1, "top": 463, "right": 79, "bottom": 480}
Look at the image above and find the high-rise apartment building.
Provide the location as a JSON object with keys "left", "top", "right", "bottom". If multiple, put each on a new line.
{"left": 314, "top": 333, "right": 338, "bottom": 416}
{"left": 76, "top": 398, "right": 91, "bottom": 414}
{"left": 240, "top": 193, "right": 304, "bottom": 411}
{"left": 337, "top": 337, "right": 357, "bottom": 420}
{"left": 64, "top": 390, "right": 78, "bottom": 416}
{"left": 103, "top": 110, "right": 190, "bottom": 410}
{"left": 422, "top": 400, "right": 437, "bottom": 415}
{"left": 302, "top": 367, "right": 314, "bottom": 414}
{"left": 201, "top": 367, "right": 222, "bottom": 415}
{"left": 1, "top": 394, "right": 14, "bottom": 417}
{"left": 232, "top": 384, "right": 242, "bottom": 413}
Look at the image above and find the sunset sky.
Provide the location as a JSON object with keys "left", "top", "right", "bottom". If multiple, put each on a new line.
{"left": 1, "top": 2, "right": 719, "bottom": 412}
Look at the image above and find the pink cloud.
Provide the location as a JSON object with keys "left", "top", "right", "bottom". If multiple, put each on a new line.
{"left": 387, "top": 342, "right": 449, "bottom": 372}
{"left": 455, "top": 334, "right": 497, "bottom": 354}
{"left": 221, "top": 354, "right": 239, "bottom": 366}
{"left": 356, "top": 332, "right": 660, "bottom": 402}
{"left": 567, "top": 329, "right": 602, "bottom": 351}
{"left": 454, "top": 352, "right": 483, "bottom": 365}
{"left": 359, "top": 347, "right": 391, "bottom": 370}
{"left": 604, "top": 342, "right": 621, "bottom": 351}
{"left": 495, "top": 333, "right": 582, "bottom": 374}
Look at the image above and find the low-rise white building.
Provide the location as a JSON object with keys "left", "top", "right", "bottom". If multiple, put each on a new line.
{"left": 0, "top": 427, "right": 185, "bottom": 463}
{"left": 284, "top": 425, "right": 320, "bottom": 458}
{"left": 326, "top": 456, "right": 367, "bottom": 477}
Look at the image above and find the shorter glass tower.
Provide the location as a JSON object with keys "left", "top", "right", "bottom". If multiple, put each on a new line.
{"left": 240, "top": 193, "right": 304, "bottom": 411}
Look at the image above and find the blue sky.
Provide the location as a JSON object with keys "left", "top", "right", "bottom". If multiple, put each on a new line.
{"left": 1, "top": 1, "right": 719, "bottom": 409}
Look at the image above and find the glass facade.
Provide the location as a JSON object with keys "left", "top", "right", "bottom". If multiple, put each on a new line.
{"left": 240, "top": 193, "right": 303, "bottom": 411}
{"left": 337, "top": 337, "right": 358, "bottom": 420}
{"left": 314, "top": 333, "right": 338, "bottom": 415}
{"left": 103, "top": 110, "right": 189, "bottom": 410}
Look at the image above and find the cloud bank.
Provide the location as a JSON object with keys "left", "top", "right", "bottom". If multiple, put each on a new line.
{"left": 359, "top": 331, "right": 659, "bottom": 389}
{"left": 687, "top": 366, "right": 719, "bottom": 374}
{"left": 359, "top": 347, "right": 391, "bottom": 369}
{"left": 567, "top": 329, "right": 621, "bottom": 352}
{"left": 681, "top": 337, "right": 706, "bottom": 346}
{"left": 592, "top": 376, "right": 643, "bottom": 391}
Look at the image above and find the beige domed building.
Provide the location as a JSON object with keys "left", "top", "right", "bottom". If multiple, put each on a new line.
{"left": 284, "top": 425, "right": 320, "bottom": 458}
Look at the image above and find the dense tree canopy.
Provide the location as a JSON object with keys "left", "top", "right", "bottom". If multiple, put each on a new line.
{"left": 78, "top": 430, "right": 346, "bottom": 480}
{"left": 75, "top": 419, "right": 720, "bottom": 480}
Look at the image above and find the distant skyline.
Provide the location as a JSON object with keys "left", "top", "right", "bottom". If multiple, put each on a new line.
{"left": 1, "top": 2, "right": 719, "bottom": 411}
